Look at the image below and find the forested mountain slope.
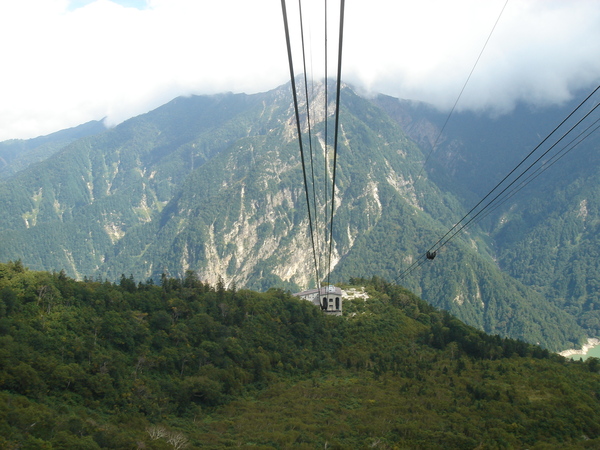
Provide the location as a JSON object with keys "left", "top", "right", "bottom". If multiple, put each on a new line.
{"left": 1, "top": 263, "right": 599, "bottom": 449}
{"left": 0, "top": 92, "right": 268, "bottom": 277}
{"left": 0, "top": 82, "right": 594, "bottom": 350}
{"left": 0, "top": 120, "right": 106, "bottom": 179}
{"left": 375, "top": 93, "right": 600, "bottom": 345}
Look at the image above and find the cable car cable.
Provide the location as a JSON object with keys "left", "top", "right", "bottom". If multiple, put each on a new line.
{"left": 398, "top": 85, "right": 600, "bottom": 281}
{"left": 415, "top": 0, "right": 509, "bottom": 182}
{"left": 298, "top": 0, "right": 322, "bottom": 281}
{"left": 424, "top": 84, "right": 600, "bottom": 258}
{"left": 280, "top": 0, "right": 320, "bottom": 285}
{"left": 326, "top": 0, "right": 345, "bottom": 288}
{"left": 323, "top": 0, "right": 329, "bottom": 286}
{"left": 431, "top": 99, "right": 600, "bottom": 256}
{"left": 467, "top": 116, "right": 600, "bottom": 229}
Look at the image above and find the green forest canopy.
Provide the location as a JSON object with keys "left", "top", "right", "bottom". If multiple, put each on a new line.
{"left": 1, "top": 261, "right": 600, "bottom": 448}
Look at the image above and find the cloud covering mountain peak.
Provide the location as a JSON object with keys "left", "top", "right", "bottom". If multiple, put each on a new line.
{"left": 1, "top": 0, "right": 599, "bottom": 141}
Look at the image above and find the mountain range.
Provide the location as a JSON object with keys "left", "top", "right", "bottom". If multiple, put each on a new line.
{"left": 1, "top": 80, "right": 599, "bottom": 351}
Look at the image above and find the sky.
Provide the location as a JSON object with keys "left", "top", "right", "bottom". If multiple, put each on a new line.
{"left": 1, "top": 0, "right": 599, "bottom": 141}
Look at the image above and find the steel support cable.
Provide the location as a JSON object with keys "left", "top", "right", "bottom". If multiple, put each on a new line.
{"left": 470, "top": 115, "right": 600, "bottom": 228}
{"left": 298, "top": 0, "right": 322, "bottom": 282}
{"left": 428, "top": 100, "right": 600, "bottom": 259}
{"left": 326, "top": 0, "right": 345, "bottom": 288}
{"left": 281, "top": 0, "right": 320, "bottom": 285}
{"left": 398, "top": 125, "right": 600, "bottom": 282}
{"left": 398, "top": 85, "right": 600, "bottom": 281}
{"left": 399, "top": 0, "right": 511, "bottom": 282}
{"left": 323, "top": 0, "right": 329, "bottom": 287}
{"left": 426, "top": 85, "right": 600, "bottom": 256}
{"left": 399, "top": 254, "right": 429, "bottom": 281}
{"left": 396, "top": 252, "right": 429, "bottom": 282}
{"left": 415, "top": 0, "right": 509, "bottom": 182}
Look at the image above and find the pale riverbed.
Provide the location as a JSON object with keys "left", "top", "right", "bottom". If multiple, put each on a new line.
{"left": 560, "top": 338, "right": 600, "bottom": 360}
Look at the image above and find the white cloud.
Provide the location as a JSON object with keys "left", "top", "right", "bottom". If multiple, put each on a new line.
{"left": 343, "top": 0, "right": 600, "bottom": 113}
{"left": 0, "top": 0, "right": 599, "bottom": 140}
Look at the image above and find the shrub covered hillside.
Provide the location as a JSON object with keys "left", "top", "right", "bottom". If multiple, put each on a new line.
{"left": 1, "top": 261, "right": 600, "bottom": 449}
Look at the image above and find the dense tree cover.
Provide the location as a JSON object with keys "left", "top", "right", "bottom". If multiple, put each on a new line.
{"left": 491, "top": 159, "right": 600, "bottom": 341}
{"left": 1, "top": 263, "right": 600, "bottom": 448}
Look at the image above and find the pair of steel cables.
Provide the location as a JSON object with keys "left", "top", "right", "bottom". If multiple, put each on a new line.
{"left": 280, "top": 0, "right": 600, "bottom": 290}
{"left": 398, "top": 84, "right": 600, "bottom": 282}
{"left": 280, "top": 0, "right": 345, "bottom": 288}
{"left": 394, "top": 0, "right": 600, "bottom": 282}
